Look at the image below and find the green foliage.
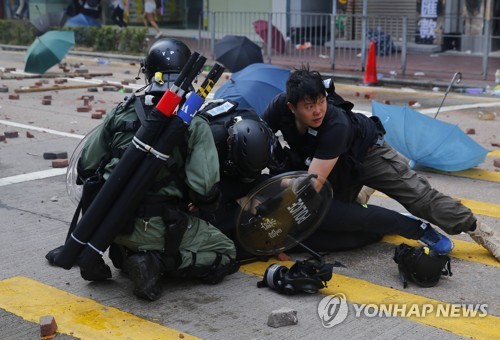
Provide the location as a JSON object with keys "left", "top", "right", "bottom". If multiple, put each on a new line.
{"left": 0, "top": 20, "right": 148, "bottom": 55}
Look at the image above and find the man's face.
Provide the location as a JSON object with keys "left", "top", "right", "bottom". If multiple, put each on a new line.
{"left": 288, "top": 95, "right": 327, "bottom": 130}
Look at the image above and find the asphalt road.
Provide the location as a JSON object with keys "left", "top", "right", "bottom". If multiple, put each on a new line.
{"left": 0, "top": 50, "right": 499, "bottom": 339}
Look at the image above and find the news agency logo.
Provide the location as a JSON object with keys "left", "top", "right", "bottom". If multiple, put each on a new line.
{"left": 317, "top": 294, "right": 488, "bottom": 328}
{"left": 317, "top": 293, "right": 349, "bottom": 327}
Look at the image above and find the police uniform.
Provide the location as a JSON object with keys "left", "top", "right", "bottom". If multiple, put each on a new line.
{"left": 78, "top": 97, "right": 236, "bottom": 274}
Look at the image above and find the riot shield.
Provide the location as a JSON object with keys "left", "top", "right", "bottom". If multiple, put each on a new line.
{"left": 236, "top": 171, "right": 332, "bottom": 256}
{"left": 66, "top": 124, "right": 100, "bottom": 206}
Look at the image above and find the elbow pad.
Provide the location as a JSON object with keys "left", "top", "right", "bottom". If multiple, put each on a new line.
{"left": 189, "top": 184, "right": 221, "bottom": 212}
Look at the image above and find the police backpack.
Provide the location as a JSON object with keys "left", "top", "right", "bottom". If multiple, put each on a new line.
{"left": 393, "top": 243, "right": 452, "bottom": 288}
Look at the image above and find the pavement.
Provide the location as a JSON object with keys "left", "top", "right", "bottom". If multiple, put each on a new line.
{"left": 0, "top": 38, "right": 499, "bottom": 340}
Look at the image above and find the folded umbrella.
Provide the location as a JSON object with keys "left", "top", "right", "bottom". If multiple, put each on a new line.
{"left": 253, "top": 20, "right": 286, "bottom": 54}
{"left": 214, "top": 35, "right": 263, "bottom": 73}
{"left": 214, "top": 63, "right": 290, "bottom": 116}
{"left": 372, "top": 101, "right": 489, "bottom": 171}
{"left": 24, "top": 30, "right": 75, "bottom": 74}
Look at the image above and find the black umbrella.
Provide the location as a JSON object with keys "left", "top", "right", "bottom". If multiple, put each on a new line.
{"left": 30, "top": 11, "right": 67, "bottom": 35}
{"left": 214, "top": 35, "right": 263, "bottom": 73}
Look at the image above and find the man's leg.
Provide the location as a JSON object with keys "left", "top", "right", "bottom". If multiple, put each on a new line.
{"left": 360, "top": 143, "right": 499, "bottom": 260}
{"left": 360, "top": 142, "right": 475, "bottom": 234}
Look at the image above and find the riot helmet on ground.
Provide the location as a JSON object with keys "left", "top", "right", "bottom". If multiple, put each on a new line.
{"left": 141, "top": 38, "right": 191, "bottom": 95}
{"left": 226, "top": 116, "right": 274, "bottom": 180}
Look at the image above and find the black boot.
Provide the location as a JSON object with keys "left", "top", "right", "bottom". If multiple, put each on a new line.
{"left": 80, "top": 257, "right": 112, "bottom": 281}
{"left": 123, "top": 252, "right": 163, "bottom": 301}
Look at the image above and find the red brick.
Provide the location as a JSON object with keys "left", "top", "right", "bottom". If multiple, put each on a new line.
{"left": 8, "top": 94, "right": 19, "bottom": 100}
{"left": 26, "top": 131, "right": 34, "bottom": 138}
{"left": 408, "top": 100, "right": 417, "bottom": 106}
{"left": 465, "top": 128, "right": 475, "bottom": 135}
{"left": 491, "top": 142, "right": 500, "bottom": 147}
{"left": 494, "top": 159, "right": 500, "bottom": 168}
{"left": 4, "top": 131, "right": 18, "bottom": 138}
{"left": 91, "top": 113, "right": 103, "bottom": 119}
{"left": 0, "top": 135, "right": 5, "bottom": 142}
{"left": 52, "top": 159, "right": 69, "bottom": 168}
{"left": 34, "top": 81, "right": 43, "bottom": 87}
{"left": 42, "top": 99, "right": 51, "bottom": 105}
{"left": 77, "top": 106, "right": 92, "bottom": 112}
{"left": 40, "top": 315, "right": 57, "bottom": 338}
{"left": 382, "top": 100, "right": 391, "bottom": 104}
{"left": 95, "top": 109, "right": 106, "bottom": 114}
{"left": 43, "top": 95, "right": 52, "bottom": 100}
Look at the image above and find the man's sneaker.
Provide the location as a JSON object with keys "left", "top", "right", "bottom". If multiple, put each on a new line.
{"left": 123, "top": 252, "right": 162, "bottom": 301}
{"left": 419, "top": 225, "right": 454, "bottom": 255}
{"left": 155, "top": 32, "right": 162, "bottom": 39}
{"left": 468, "top": 222, "right": 500, "bottom": 261}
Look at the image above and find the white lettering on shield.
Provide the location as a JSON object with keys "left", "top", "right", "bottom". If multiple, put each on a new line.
{"left": 287, "top": 198, "right": 311, "bottom": 225}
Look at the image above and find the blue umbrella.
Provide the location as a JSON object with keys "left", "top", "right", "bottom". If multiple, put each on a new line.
{"left": 372, "top": 101, "right": 489, "bottom": 171}
{"left": 214, "top": 63, "right": 290, "bottom": 116}
{"left": 65, "top": 13, "right": 101, "bottom": 27}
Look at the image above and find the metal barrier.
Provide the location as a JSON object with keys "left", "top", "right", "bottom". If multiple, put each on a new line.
{"left": 198, "top": 11, "right": 406, "bottom": 74}
{"left": 197, "top": 11, "right": 499, "bottom": 80}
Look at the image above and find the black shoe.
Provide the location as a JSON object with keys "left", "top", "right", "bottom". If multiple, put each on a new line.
{"left": 124, "top": 253, "right": 162, "bottom": 301}
{"left": 45, "top": 245, "right": 65, "bottom": 265}
{"left": 80, "top": 257, "right": 112, "bottom": 281}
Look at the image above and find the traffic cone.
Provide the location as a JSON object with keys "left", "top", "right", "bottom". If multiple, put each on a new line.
{"left": 363, "top": 40, "right": 378, "bottom": 86}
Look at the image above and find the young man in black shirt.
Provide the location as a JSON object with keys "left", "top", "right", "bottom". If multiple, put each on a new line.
{"left": 262, "top": 66, "right": 499, "bottom": 260}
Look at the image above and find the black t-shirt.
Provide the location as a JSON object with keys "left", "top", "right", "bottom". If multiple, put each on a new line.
{"left": 262, "top": 93, "right": 380, "bottom": 201}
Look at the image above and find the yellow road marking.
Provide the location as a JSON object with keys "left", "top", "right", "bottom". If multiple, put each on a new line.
{"left": 0, "top": 276, "right": 198, "bottom": 340}
{"left": 489, "top": 149, "right": 500, "bottom": 157}
{"left": 382, "top": 235, "right": 499, "bottom": 267}
{"left": 241, "top": 261, "right": 500, "bottom": 340}
{"left": 373, "top": 192, "right": 500, "bottom": 219}
{"left": 425, "top": 168, "right": 500, "bottom": 182}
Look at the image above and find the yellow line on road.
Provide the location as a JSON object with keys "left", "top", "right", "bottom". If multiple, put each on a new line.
{"left": 373, "top": 192, "right": 500, "bottom": 219}
{"left": 241, "top": 261, "right": 500, "bottom": 340}
{"left": 0, "top": 276, "right": 198, "bottom": 340}
{"left": 425, "top": 168, "right": 500, "bottom": 182}
{"left": 382, "top": 235, "right": 499, "bottom": 267}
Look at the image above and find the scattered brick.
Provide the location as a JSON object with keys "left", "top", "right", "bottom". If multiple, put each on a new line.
{"left": 0, "top": 86, "right": 8, "bottom": 93}
{"left": 91, "top": 113, "right": 103, "bottom": 119}
{"left": 124, "top": 87, "right": 134, "bottom": 93}
{"left": 382, "top": 100, "right": 391, "bottom": 104}
{"left": 4, "top": 67, "right": 15, "bottom": 72}
{"left": 40, "top": 315, "right": 57, "bottom": 338}
{"left": 87, "top": 87, "right": 99, "bottom": 92}
{"left": 43, "top": 151, "right": 68, "bottom": 160}
{"left": 52, "top": 159, "right": 69, "bottom": 168}
{"left": 121, "top": 80, "right": 129, "bottom": 85}
{"left": 364, "top": 92, "right": 375, "bottom": 100}
{"left": 42, "top": 99, "right": 51, "bottom": 105}
{"left": 103, "top": 86, "right": 119, "bottom": 92}
{"left": 408, "top": 100, "right": 417, "bottom": 106}
{"left": 4, "top": 131, "right": 19, "bottom": 138}
{"left": 77, "top": 106, "right": 92, "bottom": 112}
{"left": 34, "top": 81, "right": 43, "bottom": 87}
{"left": 83, "top": 98, "right": 90, "bottom": 106}
{"left": 95, "top": 109, "right": 107, "bottom": 114}
{"left": 8, "top": 94, "right": 19, "bottom": 100}
{"left": 84, "top": 75, "right": 93, "bottom": 79}
{"left": 54, "top": 79, "right": 67, "bottom": 84}
{"left": 75, "top": 68, "right": 89, "bottom": 74}
{"left": 491, "top": 142, "right": 500, "bottom": 147}
{"left": 26, "top": 131, "right": 34, "bottom": 138}
{"left": 494, "top": 159, "right": 500, "bottom": 168}
{"left": 354, "top": 91, "right": 360, "bottom": 97}
{"left": 267, "top": 308, "right": 298, "bottom": 328}
{"left": 465, "top": 128, "right": 475, "bottom": 135}
{"left": 43, "top": 95, "right": 52, "bottom": 100}
{"left": 0, "top": 135, "right": 5, "bottom": 142}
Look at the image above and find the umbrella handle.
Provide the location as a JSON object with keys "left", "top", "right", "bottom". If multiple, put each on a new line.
{"left": 434, "top": 72, "right": 462, "bottom": 119}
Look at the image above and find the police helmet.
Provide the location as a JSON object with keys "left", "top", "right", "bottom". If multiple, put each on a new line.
{"left": 227, "top": 117, "right": 273, "bottom": 180}
{"left": 142, "top": 38, "right": 191, "bottom": 94}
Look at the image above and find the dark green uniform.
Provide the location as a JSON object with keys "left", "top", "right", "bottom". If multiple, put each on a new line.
{"left": 78, "top": 99, "right": 236, "bottom": 271}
